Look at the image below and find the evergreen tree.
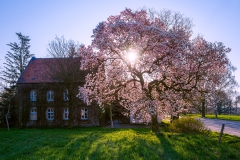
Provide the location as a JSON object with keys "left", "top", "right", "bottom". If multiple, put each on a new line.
{"left": 0, "top": 32, "right": 33, "bottom": 129}
{"left": 2, "top": 33, "right": 33, "bottom": 87}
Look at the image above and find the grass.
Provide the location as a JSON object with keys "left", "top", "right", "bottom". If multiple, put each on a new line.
{"left": 0, "top": 127, "right": 240, "bottom": 160}
{"left": 185, "top": 114, "right": 240, "bottom": 121}
{"left": 205, "top": 114, "right": 240, "bottom": 121}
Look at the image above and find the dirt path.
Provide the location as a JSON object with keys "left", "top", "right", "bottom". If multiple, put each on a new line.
{"left": 199, "top": 118, "right": 240, "bottom": 137}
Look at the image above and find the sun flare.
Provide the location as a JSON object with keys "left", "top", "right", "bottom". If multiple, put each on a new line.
{"left": 127, "top": 51, "right": 138, "bottom": 63}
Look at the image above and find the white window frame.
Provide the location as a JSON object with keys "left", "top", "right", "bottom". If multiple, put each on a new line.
{"left": 63, "top": 108, "right": 69, "bottom": 120}
{"left": 47, "top": 90, "right": 54, "bottom": 102}
{"left": 63, "top": 89, "right": 69, "bottom": 101}
{"left": 81, "top": 108, "right": 88, "bottom": 120}
{"left": 30, "top": 90, "right": 37, "bottom": 102}
{"left": 30, "top": 107, "right": 37, "bottom": 120}
{"left": 47, "top": 108, "right": 54, "bottom": 120}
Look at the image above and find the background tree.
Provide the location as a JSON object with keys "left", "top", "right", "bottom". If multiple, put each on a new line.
{"left": 79, "top": 9, "right": 231, "bottom": 132}
{"left": 0, "top": 32, "right": 33, "bottom": 129}
{"left": 0, "top": 65, "right": 4, "bottom": 92}
{"left": 46, "top": 36, "right": 85, "bottom": 128}
{"left": 215, "top": 63, "right": 238, "bottom": 115}
{"left": 234, "top": 95, "right": 240, "bottom": 114}
{"left": 0, "top": 65, "right": 3, "bottom": 126}
{"left": 47, "top": 36, "right": 79, "bottom": 58}
{"left": 147, "top": 8, "right": 193, "bottom": 34}
{"left": 202, "top": 63, "right": 238, "bottom": 117}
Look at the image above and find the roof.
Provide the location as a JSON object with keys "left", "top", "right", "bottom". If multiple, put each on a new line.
{"left": 17, "top": 57, "right": 83, "bottom": 84}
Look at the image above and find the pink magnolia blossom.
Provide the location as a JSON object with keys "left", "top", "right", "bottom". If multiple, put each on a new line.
{"left": 78, "top": 9, "right": 231, "bottom": 130}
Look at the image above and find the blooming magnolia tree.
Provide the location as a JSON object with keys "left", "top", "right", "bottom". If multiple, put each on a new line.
{"left": 79, "top": 9, "right": 230, "bottom": 132}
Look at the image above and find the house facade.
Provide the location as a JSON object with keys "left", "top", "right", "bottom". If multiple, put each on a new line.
{"left": 17, "top": 57, "right": 100, "bottom": 127}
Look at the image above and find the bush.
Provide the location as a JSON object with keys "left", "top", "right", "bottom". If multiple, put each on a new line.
{"left": 168, "top": 117, "right": 210, "bottom": 134}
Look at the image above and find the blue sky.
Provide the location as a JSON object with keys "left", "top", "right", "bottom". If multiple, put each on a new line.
{"left": 1, "top": 0, "right": 240, "bottom": 89}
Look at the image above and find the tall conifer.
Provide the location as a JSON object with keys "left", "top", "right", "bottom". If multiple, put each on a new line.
{"left": 0, "top": 33, "right": 33, "bottom": 129}
{"left": 2, "top": 33, "right": 33, "bottom": 87}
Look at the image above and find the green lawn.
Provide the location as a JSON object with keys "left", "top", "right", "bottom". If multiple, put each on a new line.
{"left": 186, "top": 114, "right": 240, "bottom": 121}
{"left": 205, "top": 114, "right": 240, "bottom": 121}
{"left": 0, "top": 127, "right": 240, "bottom": 160}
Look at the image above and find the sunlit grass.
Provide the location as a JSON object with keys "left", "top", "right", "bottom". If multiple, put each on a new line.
{"left": 0, "top": 127, "right": 240, "bottom": 160}
{"left": 185, "top": 114, "right": 240, "bottom": 121}
{"left": 205, "top": 114, "right": 240, "bottom": 121}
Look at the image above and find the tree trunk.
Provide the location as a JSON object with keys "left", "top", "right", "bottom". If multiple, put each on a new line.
{"left": 170, "top": 113, "right": 179, "bottom": 123}
{"left": 229, "top": 101, "right": 232, "bottom": 115}
{"left": 110, "top": 105, "right": 113, "bottom": 128}
{"left": 201, "top": 99, "right": 205, "bottom": 118}
{"left": 151, "top": 114, "right": 159, "bottom": 132}
{"left": 99, "top": 107, "right": 106, "bottom": 127}
{"left": 6, "top": 102, "right": 10, "bottom": 131}
{"left": 215, "top": 107, "right": 218, "bottom": 118}
{"left": 5, "top": 114, "right": 9, "bottom": 131}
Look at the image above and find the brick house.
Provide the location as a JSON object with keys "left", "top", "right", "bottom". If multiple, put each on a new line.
{"left": 16, "top": 57, "right": 100, "bottom": 127}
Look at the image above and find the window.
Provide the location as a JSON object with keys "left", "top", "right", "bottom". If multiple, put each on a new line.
{"left": 47, "top": 108, "right": 54, "bottom": 120}
{"left": 63, "top": 89, "right": 69, "bottom": 101}
{"left": 63, "top": 108, "right": 69, "bottom": 120}
{"left": 30, "top": 90, "right": 37, "bottom": 101}
{"left": 47, "top": 90, "right": 54, "bottom": 102}
{"left": 30, "top": 107, "right": 37, "bottom": 120}
{"left": 81, "top": 108, "right": 88, "bottom": 120}
{"left": 79, "top": 92, "right": 86, "bottom": 102}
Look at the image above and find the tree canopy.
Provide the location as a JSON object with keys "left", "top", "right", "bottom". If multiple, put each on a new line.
{"left": 46, "top": 36, "right": 80, "bottom": 58}
{"left": 79, "top": 9, "right": 231, "bottom": 131}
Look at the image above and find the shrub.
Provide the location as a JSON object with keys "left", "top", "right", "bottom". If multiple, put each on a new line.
{"left": 168, "top": 117, "right": 210, "bottom": 134}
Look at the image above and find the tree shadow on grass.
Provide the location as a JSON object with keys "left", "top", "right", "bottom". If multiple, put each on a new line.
{"left": 68, "top": 128, "right": 183, "bottom": 160}
{"left": 2, "top": 128, "right": 240, "bottom": 160}
{"left": 155, "top": 132, "right": 208, "bottom": 160}
{"left": 155, "top": 132, "right": 240, "bottom": 160}
{"left": 0, "top": 128, "right": 179, "bottom": 160}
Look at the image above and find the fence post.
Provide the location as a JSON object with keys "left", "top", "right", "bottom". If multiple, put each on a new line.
{"left": 218, "top": 124, "right": 225, "bottom": 144}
